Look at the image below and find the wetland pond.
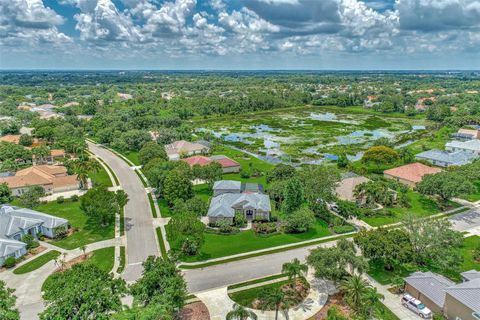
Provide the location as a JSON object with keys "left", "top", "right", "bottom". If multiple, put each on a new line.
{"left": 195, "top": 107, "right": 429, "bottom": 165}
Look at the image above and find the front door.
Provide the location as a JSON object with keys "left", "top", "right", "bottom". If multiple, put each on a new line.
{"left": 246, "top": 209, "right": 254, "bottom": 219}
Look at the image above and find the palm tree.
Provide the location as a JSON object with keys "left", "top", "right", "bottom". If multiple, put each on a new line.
{"left": 282, "top": 258, "right": 308, "bottom": 287}
{"left": 226, "top": 303, "right": 257, "bottom": 320}
{"left": 340, "top": 275, "right": 370, "bottom": 314}
{"left": 362, "top": 287, "right": 384, "bottom": 317}
{"left": 259, "top": 288, "right": 284, "bottom": 320}
{"left": 80, "top": 245, "right": 87, "bottom": 260}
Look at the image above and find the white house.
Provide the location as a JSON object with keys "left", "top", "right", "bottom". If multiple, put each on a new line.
{"left": 445, "top": 140, "right": 480, "bottom": 156}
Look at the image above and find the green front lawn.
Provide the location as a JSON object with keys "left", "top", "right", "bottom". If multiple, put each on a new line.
{"left": 368, "top": 236, "right": 480, "bottom": 285}
{"left": 88, "top": 165, "right": 113, "bottom": 187}
{"left": 229, "top": 279, "right": 291, "bottom": 307}
{"left": 13, "top": 250, "right": 61, "bottom": 274}
{"left": 362, "top": 190, "right": 453, "bottom": 227}
{"left": 124, "top": 151, "right": 140, "bottom": 166}
{"left": 35, "top": 200, "right": 114, "bottom": 250}
{"left": 169, "top": 219, "right": 331, "bottom": 262}
{"left": 406, "top": 126, "right": 453, "bottom": 155}
{"left": 84, "top": 247, "right": 115, "bottom": 273}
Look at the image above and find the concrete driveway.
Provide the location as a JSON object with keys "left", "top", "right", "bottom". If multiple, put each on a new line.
{"left": 88, "top": 142, "right": 159, "bottom": 281}
{"left": 448, "top": 208, "right": 480, "bottom": 232}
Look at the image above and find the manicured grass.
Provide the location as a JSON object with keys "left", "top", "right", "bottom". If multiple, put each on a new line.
{"left": 368, "top": 236, "right": 480, "bottom": 285}
{"left": 119, "top": 206, "right": 125, "bottom": 236}
{"left": 84, "top": 247, "right": 115, "bottom": 273}
{"left": 124, "top": 151, "right": 140, "bottom": 166}
{"left": 406, "top": 126, "right": 453, "bottom": 155}
{"left": 35, "top": 200, "right": 114, "bottom": 250}
{"left": 88, "top": 164, "right": 113, "bottom": 188}
{"left": 97, "top": 158, "right": 119, "bottom": 185}
{"left": 117, "top": 246, "right": 126, "bottom": 273}
{"left": 148, "top": 192, "right": 158, "bottom": 218}
{"left": 156, "top": 227, "right": 168, "bottom": 258}
{"left": 170, "top": 219, "right": 331, "bottom": 262}
{"left": 374, "top": 301, "right": 400, "bottom": 320}
{"left": 157, "top": 198, "right": 172, "bottom": 217}
{"left": 228, "top": 279, "right": 292, "bottom": 308}
{"left": 362, "top": 190, "right": 453, "bottom": 227}
{"left": 228, "top": 273, "right": 286, "bottom": 290}
{"left": 135, "top": 169, "right": 148, "bottom": 187}
{"left": 193, "top": 183, "right": 212, "bottom": 202}
{"left": 179, "top": 233, "right": 353, "bottom": 269}
{"left": 13, "top": 250, "right": 61, "bottom": 274}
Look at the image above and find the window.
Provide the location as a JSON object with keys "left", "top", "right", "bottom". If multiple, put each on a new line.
{"left": 472, "top": 312, "right": 480, "bottom": 320}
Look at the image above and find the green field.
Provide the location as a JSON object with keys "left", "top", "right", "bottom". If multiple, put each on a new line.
{"left": 35, "top": 200, "right": 114, "bottom": 250}
{"left": 88, "top": 165, "right": 113, "bottom": 187}
{"left": 169, "top": 219, "right": 331, "bottom": 262}
{"left": 13, "top": 250, "right": 61, "bottom": 274}
{"left": 362, "top": 190, "right": 448, "bottom": 227}
{"left": 84, "top": 246, "right": 115, "bottom": 273}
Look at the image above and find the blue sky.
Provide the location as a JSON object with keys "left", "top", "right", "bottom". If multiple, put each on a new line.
{"left": 1, "top": 0, "right": 479, "bottom": 70}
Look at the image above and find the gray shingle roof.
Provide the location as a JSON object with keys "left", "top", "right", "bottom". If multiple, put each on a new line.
{"left": 415, "top": 149, "right": 477, "bottom": 165}
{"left": 445, "top": 278, "right": 480, "bottom": 312}
{"left": 213, "top": 180, "right": 241, "bottom": 191}
{"left": 460, "top": 270, "right": 480, "bottom": 281}
{"left": 405, "top": 272, "right": 456, "bottom": 308}
{"left": 208, "top": 193, "right": 271, "bottom": 218}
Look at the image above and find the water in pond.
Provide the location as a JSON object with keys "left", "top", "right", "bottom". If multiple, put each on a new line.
{"left": 309, "top": 112, "right": 358, "bottom": 124}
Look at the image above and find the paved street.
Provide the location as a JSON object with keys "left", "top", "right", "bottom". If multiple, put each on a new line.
{"left": 87, "top": 142, "right": 159, "bottom": 281}
{"left": 184, "top": 240, "right": 338, "bottom": 293}
{"left": 449, "top": 207, "right": 480, "bottom": 232}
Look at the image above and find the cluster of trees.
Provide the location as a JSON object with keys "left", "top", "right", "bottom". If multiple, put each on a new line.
{"left": 267, "top": 164, "right": 345, "bottom": 233}
{"left": 307, "top": 239, "right": 385, "bottom": 318}
{"left": 80, "top": 186, "right": 129, "bottom": 226}
{"left": 0, "top": 280, "right": 19, "bottom": 320}
{"left": 416, "top": 160, "right": 480, "bottom": 202}
{"left": 39, "top": 256, "right": 186, "bottom": 320}
{"left": 354, "top": 215, "right": 464, "bottom": 276}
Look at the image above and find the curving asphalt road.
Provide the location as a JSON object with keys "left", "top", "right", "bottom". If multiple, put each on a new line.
{"left": 87, "top": 142, "right": 159, "bottom": 281}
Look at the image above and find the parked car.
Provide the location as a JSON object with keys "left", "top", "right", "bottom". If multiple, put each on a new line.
{"left": 401, "top": 294, "right": 432, "bottom": 318}
{"left": 328, "top": 202, "right": 339, "bottom": 213}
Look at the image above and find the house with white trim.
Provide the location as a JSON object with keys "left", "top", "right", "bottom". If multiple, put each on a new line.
{"left": 0, "top": 205, "right": 68, "bottom": 266}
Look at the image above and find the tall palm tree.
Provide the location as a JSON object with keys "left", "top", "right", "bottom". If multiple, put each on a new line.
{"left": 363, "top": 287, "right": 384, "bottom": 317}
{"left": 226, "top": 303, "right": 257, "bottom": 320}
{"left": 340, "top": 275, "right": 370, "bottom": 314}
{"left": 259, "top": 288, "right": 284, "bottom": 320}
{"left": 282, "top": 258, "right": 308, "bottom": 287}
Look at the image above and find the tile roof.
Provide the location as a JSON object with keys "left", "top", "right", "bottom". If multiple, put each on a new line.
{"left": 0, "top": 135, "right": 21, "bottom": 144}
{"left": 213, "top": 180, "right": 241, "bottom": 191}
{"left": 384, "top": 162, "right": 442, "bottom": 184}
{"left": 209, "top": 155, "right": 241, "bottom": 168}
{"left": 181, "top": 156, "right": 212, "bottom": 167}
{"left": 165, "top": 140, "right": 209, "bottom": 156}
{"left": 335, "top": 176, "right": 370, "bottom": 201}
{"left": 0, "top": 238, "right": 26, "bottom": 258}
{"left": 405, "top": 271, "right": 455, "bottom": 309}
{"left": 0, "top": 165, "right": 77, "bottom": 189}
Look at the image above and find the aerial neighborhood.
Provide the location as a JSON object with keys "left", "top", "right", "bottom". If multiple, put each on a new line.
{"left": 0, "top": 72, "right": 480, "bottom": 320}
